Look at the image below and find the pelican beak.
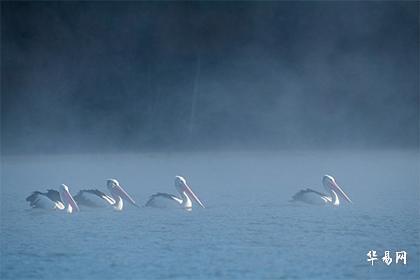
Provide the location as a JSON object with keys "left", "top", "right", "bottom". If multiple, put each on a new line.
{"left": 331, "top": 180, "right": 352, "bottom": 203}
{"left": 183, "top": 183, "right": 205, "bottom": 208}
{"left": 60, "top": 185, "right": 80, "bottom": 213}
{"left": 114, "top": 184, "right": 139, "bottom": 208}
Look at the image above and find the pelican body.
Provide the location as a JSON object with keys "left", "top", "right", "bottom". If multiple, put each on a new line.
{"left": 145, "top": 176, "right": 205, "bottom": 210}
{"left": 74, "top": 179, "right": 138, "bottom": 211}
{"left": 26, "top": 184, "right": 80, "bottom": 214}
{"left": 292, "top": 175, "right": 352, "bottom": 206}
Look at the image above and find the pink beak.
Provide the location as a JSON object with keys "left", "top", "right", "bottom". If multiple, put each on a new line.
{"left": 114, "top": 184, "right": 139, "bottom": 208}
{"left": 60, "top": 188, "right": 80, "bottom": 213}
{"left": 330, "top": 180, "right": 352, "bottom": 203}
{"left": 184, "top": 184, "right": 205, "bottom": 208}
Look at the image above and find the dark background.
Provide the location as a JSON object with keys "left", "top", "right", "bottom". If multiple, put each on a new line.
{"left": 1, "top": 1, "right": 418, "bottom": 154}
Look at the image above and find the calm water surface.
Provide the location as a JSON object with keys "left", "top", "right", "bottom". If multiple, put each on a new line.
{"left": 1, "top": 150, "right": 419, "bottom": 279}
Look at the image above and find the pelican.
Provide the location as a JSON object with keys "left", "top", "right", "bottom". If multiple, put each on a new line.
{"left": 73, "top": 179, "right": 138, "bottom": 210}
{"left": 292, "top": 175, "right": 352, "bottom": 206}
{"left": 26, "top": 184, "right": 80, "bottom": 213}
{"left": 145, "top": 176, "right": 205, "bottom": 210}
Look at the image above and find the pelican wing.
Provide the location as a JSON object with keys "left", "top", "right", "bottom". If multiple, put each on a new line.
{"left": 292, "top": 188, "right": 328, "bottom": 201}
{"left": 26, "top": 190, "right": 63, "bottom": 209}
{"left": 145, "top": 192, "right": 182, "bottom": 207}
{"left": 74, "top": 189, "right": 115, "bottom": 207}
{"left": 45, "top": 189, "right": 62, "bottom": 202}
{"left": 26, "top": 191, "right": 43, "bottom": 205}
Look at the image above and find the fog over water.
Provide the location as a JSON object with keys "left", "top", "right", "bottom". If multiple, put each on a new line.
{"left": 1, "top": 2, "right": 419, "bottom": 280}
{"left": 1, "top": 2, "right": 418, "bottom": 153}
{"left": 1, "top": 151, "right": 419, "bottom": 279}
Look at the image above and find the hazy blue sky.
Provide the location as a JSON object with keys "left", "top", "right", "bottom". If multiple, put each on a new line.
{"left": 1, "top": 2, "right": 418, "bottom": 154}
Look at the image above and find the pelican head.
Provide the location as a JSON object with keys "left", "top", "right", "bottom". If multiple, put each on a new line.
{"left": 106, "top": 178, "right": 120, "bottom": 189}
{"left": 322, "top": 175, "right": 352, "bottom": 203}
{"left": 59, "top": 184, "right": 69, "bottom": 193}
{"left": 106, "top": 178, "right": 138, "bottom": 208}
{"left": 59, "top": 184, "right": 80, "bottom": 213}
{"left": 175, "top": 176, "right": 187, "bottom": 190}
{"left": 175, "top": 176, "right": 205, "bottom": 208}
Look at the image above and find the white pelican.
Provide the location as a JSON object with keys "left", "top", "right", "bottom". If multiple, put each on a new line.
{"left": 145, "top": 176, "right": 205, "bottom": 210}
{"left": 26, "top": 184, "right": 80, "bottom": 213}
{"left": 292, "top": 175, "right": 352, "bottom": 206}
{"left": 73, "top": 179, "right": 138, "bottom": 210}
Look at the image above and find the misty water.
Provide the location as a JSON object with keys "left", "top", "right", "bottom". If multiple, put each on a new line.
{"left": 1, "top": 150, "right": 419, "bottom": 279}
